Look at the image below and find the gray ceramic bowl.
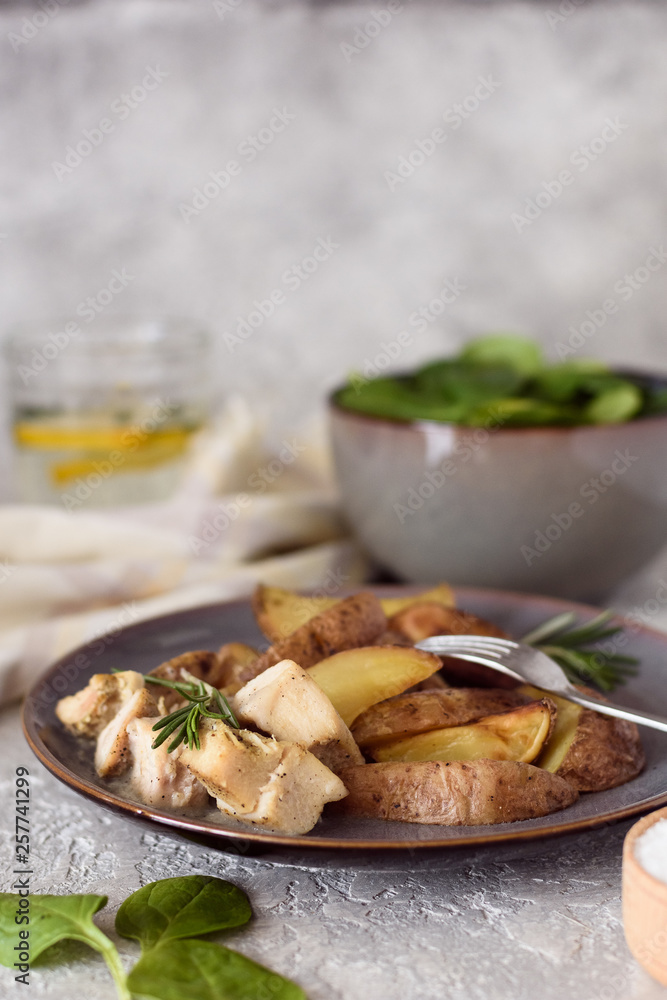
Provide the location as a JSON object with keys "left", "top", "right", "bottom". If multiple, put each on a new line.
{"left": 329, "top": 373, "right": 667, "bottom": 601}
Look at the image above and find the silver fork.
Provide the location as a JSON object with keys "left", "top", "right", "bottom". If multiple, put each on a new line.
{"left": 414, "top": 634, "right": 667, "bottom": 734}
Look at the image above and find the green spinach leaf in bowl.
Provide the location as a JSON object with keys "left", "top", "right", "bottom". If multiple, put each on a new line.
{"left": 336, "top": 335, "right": 666, "bottom": 427}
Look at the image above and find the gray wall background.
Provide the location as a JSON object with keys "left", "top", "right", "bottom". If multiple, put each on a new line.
{"left": 1, "top": 0, "right": 666, "bottom": 463}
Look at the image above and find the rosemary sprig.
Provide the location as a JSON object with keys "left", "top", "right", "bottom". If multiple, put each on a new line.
{"left": 145, "top": 671, "right": 239, "bottom": 753}
{"left": 520, "top": 609, "right": 638, "bottom": 692}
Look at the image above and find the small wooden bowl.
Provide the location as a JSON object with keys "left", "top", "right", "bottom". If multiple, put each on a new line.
{"left": 623, "top": 806, "right": 667, "bottom": 985}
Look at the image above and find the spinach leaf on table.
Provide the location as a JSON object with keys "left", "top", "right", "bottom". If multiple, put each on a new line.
{"left": 128, "top": 939, "right": 307, "bottom": 1000}
{"left": 0, "top": 893, "right": 130, "bottom": 999}
{"left": 117, "top": 875, "right": 304, "bottom": 999}
{"left": 0, "top": 876, "right": 303, "bottom": 999}
{"left": 115, "top": 875, "right": 252, "bottom": 953}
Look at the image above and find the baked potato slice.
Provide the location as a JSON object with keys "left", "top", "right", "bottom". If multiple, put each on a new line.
{"left": 352, "top": 687, "right": 531, "bottom": 749}
{"left": 336, "top": 759, "right": 579, "bottom": 826}
{"left": 215, "top": 642, "right": 260, "bottom": 693}
{"left": 253, "top": 585, "right": 339, "bottom": 642}
{"left": 389, "top": 603, "right": 507, "bottom": 643}
{"left": 253, "top": 583, "right": 454, "bottom": 643}
{"left": 369, "top": 701, "right": 555, "bottom": 765}
{"left": 307, "top": 646, "right": 442, "bottom": 727}
{"left": 519, "top": 684, "right": 645, "bottom": 791}
{"left": 389, "top": 604, "right": 517, "bottom": 689}
{"left": 379, "top": 583, "right": 455, "bottom": 618}
{"left": 241, "top": 591, "right": 387, "bottom": 685}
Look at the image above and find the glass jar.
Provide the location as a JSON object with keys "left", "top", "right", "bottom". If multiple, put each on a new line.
{"left": 4, "top": 318, "right": 210, "bottom": 507}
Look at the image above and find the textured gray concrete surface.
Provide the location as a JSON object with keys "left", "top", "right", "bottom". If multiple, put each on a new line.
{"left": 0, "top": 705, "right": 665, "bottom": 1000}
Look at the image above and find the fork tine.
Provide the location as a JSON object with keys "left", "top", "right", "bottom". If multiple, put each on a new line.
{"left": 416, "top": 636, "right": 514, "bottom": 658}
{"left": 423, "top": 635, "right": 516, "bottom": 648}
{"left": 446, "top": 638, "right": 517, "bottom": 651}
{"left": 440, "top": 644, "right": 506, "bottom": 658}
{"left": 416, "top": 635, "right": 501, "bottom": 647}
{"left": 445, "top": 638, "right": 515, "bottom": 651}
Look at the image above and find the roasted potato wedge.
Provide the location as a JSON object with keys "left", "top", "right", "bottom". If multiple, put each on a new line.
{"left": 388, "top": 604, "right": 517, "bottom": 689}
{"left": 336, "top": 759, "right": 579, "bottom": 826}
{"left": 352, "top": 687, "right": 531, "bottom": 749}
{"left": 379, "top": 583, "right": 455, "bottom": 618}
{"left": 216, "top": 642, "right": 261, "bottom": 693}
{"left": 307, "top": 645, "right": 442, "bottom": 727}
{"left": 241, "top": 591, "right": 387, "bottom": 685}
{"left": 253, "top": 585, "right": 339, "bottom": 642}
{"left": 369, "top": 701, "right": 555, "bottom": 765}
{"left": 409, "top": 673, "right": 448, "bottom": 692}
{"left": 519, "top": 684, "right": 645, "bottom": 791}
{"left": 389, "top": 603, "right": 507, "bottom": 643}
{"left": 253, "top": 583, "right": 454, "bottom": 643}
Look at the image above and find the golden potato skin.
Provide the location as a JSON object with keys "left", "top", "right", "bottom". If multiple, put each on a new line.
{"left": 388, "top": 603, "right": 518, "bottom": 690}
{"left": 379, "top": 584, "right": 455, "bottom": 618}
{"left": 557, "top": 707, "right": 645, "bottom": 792}
{"left": 368, "top": 700, "right": 556, "bottom": 767}
{"left": 388, "top": 604, "right": 506, "bottom": 643}
{"left": 336, "top": 759, "right": 579, "bottom": 826}
{"left": 215, "top": 642, "right": 260, "bottom": 692}
{"left": 241, "top": 592, "right": 387, "bottom": 684}
{"left": 520, "top": 684, "right": 646, "bottom": 793}
{"left": 251, "top": 582, "right": 454, "bottom": 644}
{"left": 252, "top": 585, "right": 338, "bottom": 643}
{"left": 351, "top": 687, "right": 531, "bottom": 748}
{"left": 307, "top": 646, "right": 442, "bottom": 728}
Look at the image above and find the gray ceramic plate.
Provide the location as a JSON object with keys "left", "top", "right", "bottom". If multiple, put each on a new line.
{"left": 22, "top": 586, "right": 667, "bottom": 851}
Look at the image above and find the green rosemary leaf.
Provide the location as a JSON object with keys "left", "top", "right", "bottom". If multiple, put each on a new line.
{"left": 523, "top": 610, "right": 638, "bottom": 691}
{"left": 146, "top": 668, "right": 240, "bottom": 753}
{"left": 167, "top": 721, "right": 190, "bottom": 754}
{"left": 215, "top": 690, "right": 240, "bottom": 729}
{"left": 151, "top": 715, "right": 192, "bottom": 750}
{"left": 186, "top": 706, "right": 201, "bottom": 751}
{"left": 145, "top": 676, "right": 198, "bottom": 697}
{"left": 519, "top": 612, "right": 576, "bottom": 647}
{"left": 546, "top": 610, "right": 616, "bottom": 646}
{"left": 541, "top": 646, "right": 600, "bottom": 683}
{"left": 554, "top": 627, "right": 623, "bottom": 648}
{"left": 152, "top": 707, "right": 190, "bottom": 732}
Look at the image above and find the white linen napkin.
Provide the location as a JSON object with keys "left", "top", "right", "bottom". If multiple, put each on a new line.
{"left": 0, "top": 397, "right": 370, "bottom": 705}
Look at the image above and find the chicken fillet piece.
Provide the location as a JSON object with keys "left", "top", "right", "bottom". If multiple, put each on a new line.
{"left": 125, "top": 716, "right": 210, "bottom": 812}
{"left": 234, "top": 659, "right": 363, "bottom": 773}
{"left": 180, "top": 719, "right": 347, "bottom": 836}
{"left": 56, "top": 670, "right": 145, "bottom": 738}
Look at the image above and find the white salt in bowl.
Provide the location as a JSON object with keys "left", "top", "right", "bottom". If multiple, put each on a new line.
{"left": 623, "top": 806, "right": 667, "bottom": 984}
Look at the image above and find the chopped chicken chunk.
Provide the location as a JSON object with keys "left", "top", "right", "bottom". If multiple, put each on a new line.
{"left": 95, "top": 688, "right": 159, "bottom": 778}
{"left": 56, "top": 671, "right": 144, "bottom": 738}
{"left": 234, "top": 659, "right": 364, "bottom": 773}
{"left": 125, "top": 717, "right": 210, "bottom": 813}
{"left": 180, "top": 719, "right": 347, "bottom": 836}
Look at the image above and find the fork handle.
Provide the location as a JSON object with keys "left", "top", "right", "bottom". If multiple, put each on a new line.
{"left": 563, "top": 690, "right": 667, "bottom": 733}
